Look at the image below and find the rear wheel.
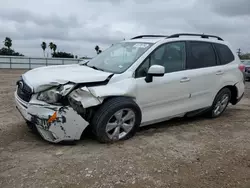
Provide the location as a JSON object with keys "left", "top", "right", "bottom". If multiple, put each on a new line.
{"left": 91, "top": 97, "right": 142, "bottom": 143}
{"left": 207, "top": 88, "right": 231, "bottom": 118}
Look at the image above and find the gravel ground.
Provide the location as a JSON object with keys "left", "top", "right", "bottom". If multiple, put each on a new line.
{"left": 0, "top": 69, "right": 250, "bottom": 188}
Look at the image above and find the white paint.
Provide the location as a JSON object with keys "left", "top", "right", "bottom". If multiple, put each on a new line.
{"left": 69, "top": 87, "right": 103, "bottom": 108}
{"left": 147, "top": 65, "right": 165, "bottom": 75}
{"left": 14, "top": 35, "right": 245, "bottom": 143}
{"left": 15, "top": 92, "right": 88, "bottom": 143}
{"left": 22, "top": 64, "right": 113, "bottom": 93}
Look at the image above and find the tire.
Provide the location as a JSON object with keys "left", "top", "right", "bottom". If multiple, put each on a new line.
{"left": 206, "top": 88, "right": 231, "bottom": 118}
{"left": 91, "top": 97, "right": 142, "bottom": 143}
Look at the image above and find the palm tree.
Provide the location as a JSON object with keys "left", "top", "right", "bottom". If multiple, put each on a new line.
{"left": 49, "top": 42, "right": 54, "bottom": 55}
{"left": 52, "top": 44, "right": 57, "bottom": 54}
{"left": 41, "top": 42, "right": 47, "bottom": 57}
{"left": 95, "top": 45, "right": 100, "bottom": 54}
{"left": 4, "top": 37, "right": 12, "bottom": 49}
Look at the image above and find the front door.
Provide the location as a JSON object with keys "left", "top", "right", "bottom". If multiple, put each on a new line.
{"left": 134, "top": 41, "right": 192, "bottom": 124}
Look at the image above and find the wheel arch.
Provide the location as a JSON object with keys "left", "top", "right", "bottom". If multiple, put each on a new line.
{"left": 102, "top": 95, "right": 137, "bottom": 104}
{"left": 85, "top": 95, "right": 139, "bottom": 122}
{"left": 90, "top": 96, "right": 142, "bottom": 143}
{"left": 216, "top": 85, "right": 238, "bottom": 105}
{"left": 92, "top": 95, "right": 139, "bottom": 117}
{"left": 79, "top": 95, "right": 140, "bottom": 140}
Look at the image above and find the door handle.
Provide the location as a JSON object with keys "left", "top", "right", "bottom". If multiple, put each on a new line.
{"left": 180, "top": 77, "right": 190, "bottom": 83}
{"left": 216, "top": 70, "right": 224, "bottom": 75}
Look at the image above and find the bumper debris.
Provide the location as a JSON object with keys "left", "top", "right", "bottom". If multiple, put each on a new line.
{"left": 15, "top": 91, "right": 89, "bottom": 143}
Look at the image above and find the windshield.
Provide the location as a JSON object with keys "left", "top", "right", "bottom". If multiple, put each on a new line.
{"left": 86, "top": 42, "right": 153, "bottom": 73}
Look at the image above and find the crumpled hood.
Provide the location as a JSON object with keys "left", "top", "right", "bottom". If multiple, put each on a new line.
{"left": 22, "top": 64, "right": 113, "bottom": 93}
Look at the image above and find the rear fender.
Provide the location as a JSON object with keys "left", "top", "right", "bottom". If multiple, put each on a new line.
{"left": 234, "top": 80, "right": 245, "bottom": 99}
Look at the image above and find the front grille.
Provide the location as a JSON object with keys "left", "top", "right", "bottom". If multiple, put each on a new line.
{"left": 16, "top": 79, "right": 33, "bottom": 102}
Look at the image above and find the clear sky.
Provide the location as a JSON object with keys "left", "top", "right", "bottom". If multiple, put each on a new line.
{"left": 1, "top": 0, "right": 249, "bottom": 57}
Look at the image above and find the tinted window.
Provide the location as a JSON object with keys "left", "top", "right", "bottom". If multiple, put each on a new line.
{"left": 135, "top": 58, "right": 150, "bottom": 78}
{"left": 135, "top": 42, "right": 186, "bottom": 78}
{"left": 151, "top": 42, "right": 186, "bottom": 73}
{"left": 214, "top": 43, "right": 235, "bottom": 65}
{"left": 187, "top": 42, "right": 217, "bottom": 69}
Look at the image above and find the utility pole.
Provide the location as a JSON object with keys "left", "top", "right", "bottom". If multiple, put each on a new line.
{"left": 237, "top": 48, "right": 241, "bottom": 56}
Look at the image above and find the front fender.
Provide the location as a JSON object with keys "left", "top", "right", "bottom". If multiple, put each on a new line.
{"left": 68, "top": 78, "right": 137, "bottom": 109}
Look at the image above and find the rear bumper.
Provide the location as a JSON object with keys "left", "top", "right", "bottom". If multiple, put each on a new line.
{"left": 235, "top": 92, "right": 244, "bottom": 104}
{"left": 235, "top": 80, "right": 245, "bottom": 98}
{"left": 231, "top": 80, "right": 245, "bottom": 105}
{"left": 15, "top": 91, "right": 89, "bottom": 143}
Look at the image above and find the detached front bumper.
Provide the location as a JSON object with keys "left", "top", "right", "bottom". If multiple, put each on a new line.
{"left": 15, "top": 91, "right": 89, "bottom": 143}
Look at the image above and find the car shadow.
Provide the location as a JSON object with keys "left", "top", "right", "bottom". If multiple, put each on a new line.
{"left": 78, "top": 115, "right": 207, "bottom": 143}
{"left": 138, "top": 115, "right": 206, "bottom": 135}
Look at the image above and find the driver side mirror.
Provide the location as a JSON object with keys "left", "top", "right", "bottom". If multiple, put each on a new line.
{"left": 145, "top": 65, "right": 165, "bottom": 83}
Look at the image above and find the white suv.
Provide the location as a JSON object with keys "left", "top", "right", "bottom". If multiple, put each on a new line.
{"left": 15, "top": 33, "right": 245, "bottom": 143}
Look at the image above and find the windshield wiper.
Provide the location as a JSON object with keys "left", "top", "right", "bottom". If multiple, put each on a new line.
{"left": 81, "top": 63, "right": 105, "bottom": 72}
{"left": 88, "top": 65, "right": 105, "bottom": 71}
{"left": 82, "top": 61, "right": 89, "bottom": 65}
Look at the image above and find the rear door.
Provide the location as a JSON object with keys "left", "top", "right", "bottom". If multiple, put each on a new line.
{"left": 184, "top": 41, "right": 221, "bottom": 109}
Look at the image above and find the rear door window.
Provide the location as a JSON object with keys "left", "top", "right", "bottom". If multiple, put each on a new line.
{"left": 187, "top": 41, "right": 217, "bottom": 69}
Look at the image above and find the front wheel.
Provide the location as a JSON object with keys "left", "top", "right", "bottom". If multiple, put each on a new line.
{"left": 207, "top": 88, "right": 231, "bottom": 118}
{"left": 91, "top": 97, "right": 142, "bottom": 143}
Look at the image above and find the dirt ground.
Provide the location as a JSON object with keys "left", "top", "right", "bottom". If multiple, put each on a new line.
{"left": 0, "top": 69, "right": 250, "bottom": 188}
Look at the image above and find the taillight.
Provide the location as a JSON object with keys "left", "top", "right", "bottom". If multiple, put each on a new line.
{"left": 239, "top": 64, "right": 246, "bottom": 84}
{"left": 239, "top": 64, "right": 245, "bottom": 72}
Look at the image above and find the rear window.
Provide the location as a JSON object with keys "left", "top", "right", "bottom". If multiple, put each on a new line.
{"left": 214, "top": 43, "right": 235, "bottom": 65}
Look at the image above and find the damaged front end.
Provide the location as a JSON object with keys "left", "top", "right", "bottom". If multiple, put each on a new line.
{"left": 28, "top": 105, "right": 87, "bottom": 143}
{"left": 15, "top": 73, "right": 137, "bottom": 143}
{"left": 15, "top": 79, "right": 106, "bottom": 143}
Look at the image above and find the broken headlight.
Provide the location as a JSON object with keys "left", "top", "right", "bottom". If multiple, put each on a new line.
{"left": 37, "top": 88, "right": 61, "bottom": 104}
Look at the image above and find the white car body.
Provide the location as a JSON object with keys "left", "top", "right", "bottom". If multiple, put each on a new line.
{"left": 15, "top": 34, "right": 245, "bottom": 143}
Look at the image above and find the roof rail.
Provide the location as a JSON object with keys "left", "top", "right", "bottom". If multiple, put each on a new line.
{"left": 131, "top": 35, "right": 168, "bottom": 39}
{"left": 167, "top": 33, "right": 224, "bottom": 41}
